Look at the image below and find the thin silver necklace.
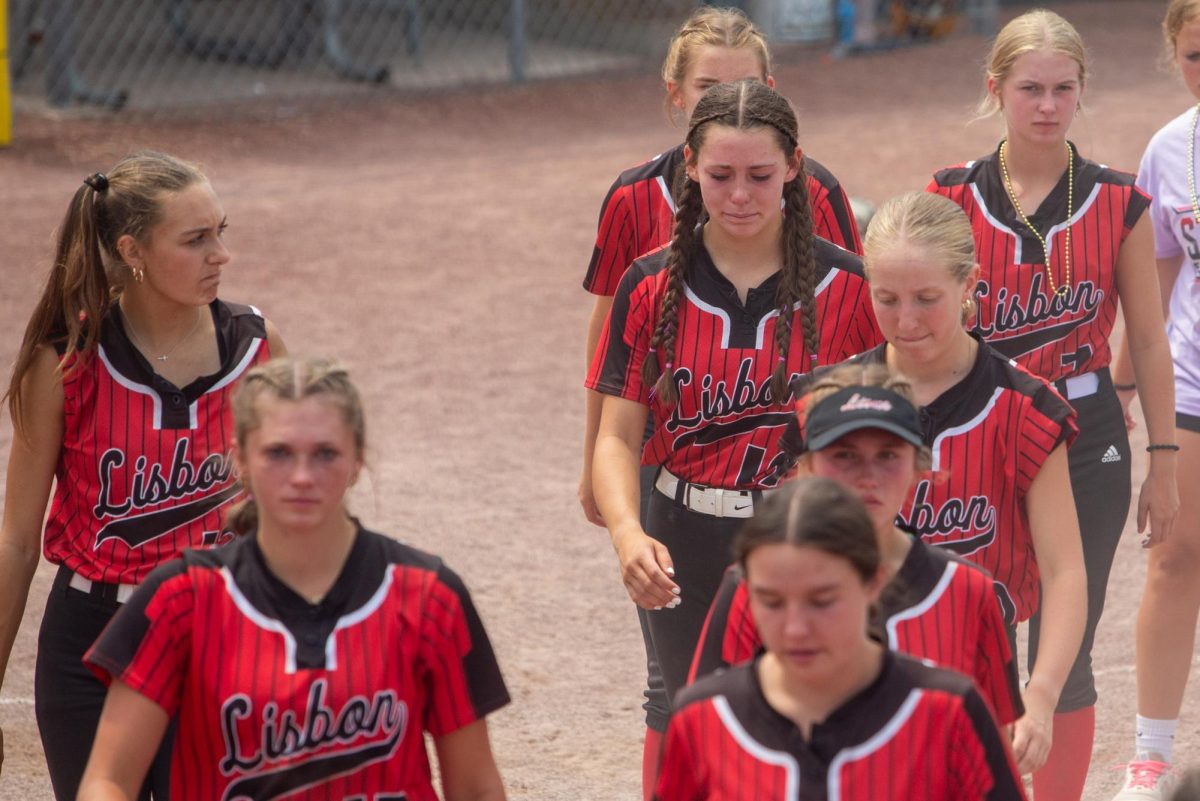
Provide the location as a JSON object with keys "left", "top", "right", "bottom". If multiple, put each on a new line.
{"left": 123, "top": 307, "right": 204, "bottom": 362}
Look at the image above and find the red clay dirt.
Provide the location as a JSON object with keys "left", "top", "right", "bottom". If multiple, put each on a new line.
{"left": 0, "top": 2, "right": 1196, "bottom": 798}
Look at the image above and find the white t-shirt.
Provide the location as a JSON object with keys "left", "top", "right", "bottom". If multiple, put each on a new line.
{"left": 1137, "top": 105, "right": 1200, "bottom": 405}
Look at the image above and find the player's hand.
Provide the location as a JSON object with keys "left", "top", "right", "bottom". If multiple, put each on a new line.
{"left": 1137, "top": 463, "right": 1180, "bottom": 548}
{"left": 610, "top": 526, "right": 680, "bottom": 610}
{"left": 577, "top": 470, "right": 605, "bottom": 527}
{"left": 1115, "top": 386, "right": 1137, "bottom": 432}
{"left": 1011, "top": 687, "right": 1054, "bottom": 775}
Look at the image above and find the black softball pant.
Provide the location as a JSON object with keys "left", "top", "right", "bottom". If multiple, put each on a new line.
{"left": 643, "top": 485, "right": 744, "bottom": 720}
{"left": 637, "top": 463, "right": 670, "bottom": 732}
{"left": 36, "top": 566, "right": 174, "bottom": 800}
{"left": 1026, "top": 378, "right": 1131, "bottom": 713}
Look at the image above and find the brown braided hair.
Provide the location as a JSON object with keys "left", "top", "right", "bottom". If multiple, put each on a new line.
{"left": 641, "top": 79, "right": 819, "bottom": 406}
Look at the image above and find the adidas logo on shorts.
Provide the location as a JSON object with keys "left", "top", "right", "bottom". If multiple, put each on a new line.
{"left": 1102, "top": 445, "right": 1122, "bottom": 463}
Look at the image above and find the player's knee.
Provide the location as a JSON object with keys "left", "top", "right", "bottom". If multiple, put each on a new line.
{"left": 1148, "top": 538, "right": 1200, "bottom": 590}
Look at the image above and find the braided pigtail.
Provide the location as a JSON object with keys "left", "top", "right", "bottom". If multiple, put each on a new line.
{"left": 642, "top": 175, "right": 704, "bottom": 407}
{"left": 775, "top": 157, "right": 818, "bottom": 399}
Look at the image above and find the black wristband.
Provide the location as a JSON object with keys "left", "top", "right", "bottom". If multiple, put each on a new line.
{"left": 1146, "top": 444, "right": 1181, "bottom": 452}
{"left": 1113, "top": 382, "right": 1136, "bottom": 391}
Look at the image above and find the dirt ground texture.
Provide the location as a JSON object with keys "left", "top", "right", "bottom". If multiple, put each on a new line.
{"left": 0, "top": 2, "right": 1197, "bottom": 798}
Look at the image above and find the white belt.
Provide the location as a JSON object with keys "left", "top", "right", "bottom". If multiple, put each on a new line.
{"left": 655, "top": 469, "right": 767, "bottom": 518}
{"left": 69, "top": 570, "right": 138, "bottom": 604}
{"left": 1059, "top": 371, "right": 1100, "bottom": 400}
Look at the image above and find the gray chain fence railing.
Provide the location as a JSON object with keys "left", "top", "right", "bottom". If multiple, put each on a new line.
{"left": 7, "top": 1, "right": 993, "bottom": 114}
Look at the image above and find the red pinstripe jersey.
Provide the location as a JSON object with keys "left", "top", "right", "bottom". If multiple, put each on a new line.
{"left": 656, "top": 652, "right": 1026, "bottom": 801}
{"left": 44, "top": 300, "right": 269, "bottom": 585}
{"left": 780, "top": 341, "right": 1077, "bottom": 623}
{"left": 85, "top": 526, "right": 510, "bottom": 801}
{"left": 584, "top": 144, "right": 863, "bottom": 296}
{"left": 689, "top": 538, "right": 1022, "bottom": 725}
{"left": 587, "top": 241, "right": 882, "bottom": 489}
{"left": 928, "top": 145, "right": 1150, "bottom": 381}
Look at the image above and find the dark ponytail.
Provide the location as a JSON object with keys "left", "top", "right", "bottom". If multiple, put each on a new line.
{"left": 775, "top": 158, "right": 820, "bottom": 400}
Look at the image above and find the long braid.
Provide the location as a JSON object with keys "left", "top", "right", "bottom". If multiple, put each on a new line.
{"left": 642, "top": 175, "right": 705, "bottom": 406}
{"left": 780, "top": 157, "right": 820, "bottom": 395}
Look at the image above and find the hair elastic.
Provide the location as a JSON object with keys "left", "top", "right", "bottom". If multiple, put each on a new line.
{"left": 809, "top": 353, "right": 819, "bottom": 367}
{"left": 1146, "top": 444, "right": 1180, "bottom": 452}
{"left": 83, "top": 172, "right": 109, "bottom": 193}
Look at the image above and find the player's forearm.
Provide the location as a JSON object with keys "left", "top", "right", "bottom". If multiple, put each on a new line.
{"left": 77, "top": 778, "right": 136, "bottom": 801}
{"left": 593, "top": 433, "right": 644, "bottom": 540}
{"left": 1128, "top": 335, "right": 1178, "bottom": 451}
{"left": 0, "top": 533, "right": 40, "bottom": 691}
{"left": 1025, "top": 563, "right": 1086, "bottom": 706}
{"left": 582, "top": 389, "right": 603, "bottom": 475}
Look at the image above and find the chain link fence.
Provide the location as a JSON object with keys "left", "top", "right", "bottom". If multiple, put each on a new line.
{"left": 7, "top": 1, "right": 993, "bottom": 114}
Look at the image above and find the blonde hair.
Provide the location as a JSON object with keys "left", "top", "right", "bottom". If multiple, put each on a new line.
{"left": 977, "top": 8, "right": 1087, "bottom": 118}
{"left": 1164, "top": 1, "right": 1200, "bottom": 66}
{"left": 227, "top": 356, "right": 365, "bottom": 536}
{"left": 661, "top": 6, "right": 771, "bottom": 122}
{"left": 864, "top": 192, "right": 979, "bottom": 324}
{"left": 799, "top": 364, "right": 933, "bottom": 471}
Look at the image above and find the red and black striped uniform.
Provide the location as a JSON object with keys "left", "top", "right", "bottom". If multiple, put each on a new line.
{"left": 927, "top": 145, "right": 1149, "bottom": 381}
{"left": 781, "top": 340, "right": 1077, "bottom": 624}
{"left": 656, "top": 651, "right": 1026, "bottom": 801}
{"left": 587, "top": 240, "right": 882, "bottom": 489}
{"left": 45, "top": 300, "right": 269, "bottom": 585}
{"left": 584, "top": 145, "right": 862, "bottom": 297}
{"left": 85, "top": 525, "right": 510, "bottom": 801}
{"left": 689, "top": 537, "right": 1022, "bottom": 725}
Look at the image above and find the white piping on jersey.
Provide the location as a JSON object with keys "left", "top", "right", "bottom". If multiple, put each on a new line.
{"left": 324, "top": 565, "right": 396, "bottom": 671}
{"left": 969, "top": 181, "right": 1103, "bottom": 267}
{"left": 683, "top": 270, "right": 838, "bottom": 351}
{"left": 712, "top": 695, "right": 801, "bottom": 799}
{"left": 884, "top": 562, "right": 958, "bottom": 649}
{"left": 221, "top": 566, "right": 301, "bottom": 674}
{"left": 754, "top": 270, "right": 838, "bottom": 350}
{"left": 929, "top": 387, "right": 1003, "bottom": 472}
{"left": 827, "top": 689, "right": 924, "bottom": 801}
{"left": 655, "top": 175, "right": 678, "bottom": 215}
{"left": 98, "top": 344, "right": 167, "bottom": 431}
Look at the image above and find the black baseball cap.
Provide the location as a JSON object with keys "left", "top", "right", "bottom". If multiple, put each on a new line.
{"left": 803, "top": 385, "right": 924, "bottom": 452}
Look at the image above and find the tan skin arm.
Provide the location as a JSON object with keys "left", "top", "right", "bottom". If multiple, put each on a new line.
{"left": 435, "top": 718, "right": 507, "bottom": 801}
{"left": 264, "top": 318, "right": 288, "bottom": 360}
{"left": 1109, "top": 219, "right": 1180, "bottom": 546}
{"left": 0, "top": 346, "right": 64, "bottom": 778}
{"left": 1112, "top": 254, "right": 1180, "bottom": 429}
{"left": 579, "top": 295, "right": 615, "bottom": 527}
{"left": 77, "top": 681, "right": 170, "bottom": 801}
{"left": 593, "top": 394, "right": 679, "bottom": 609}
{"left": 1011, "top": 443, "right": 1086, "bottom": 775}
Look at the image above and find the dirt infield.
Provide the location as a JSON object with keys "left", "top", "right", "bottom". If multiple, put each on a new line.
{"left": 1, "top": 2, "right": 1197, "bottom": 798}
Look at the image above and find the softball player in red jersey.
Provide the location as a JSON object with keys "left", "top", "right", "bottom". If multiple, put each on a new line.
{"left": 589, "top": 80, "right": 881, "bottom": 784}
{"left": 778, "top": 192, "right": 1086, "bottom": 777}
{"left": 0, "top": 151, "right": 284, "bottom": 800}
{"left": 927, "top": 11, "right": 1179, "bottom": 799}
{"left": 655, "top": 478, "right": 1026, "bottom": 801}
{"left": 690, "top": 366, "right": 1022, "bottom": 726}
{"left": 78, "top": 358, "right": 509, "bottom": 801}
{"left": 1106, "top": 3, "right": 1200, "bottom": 796}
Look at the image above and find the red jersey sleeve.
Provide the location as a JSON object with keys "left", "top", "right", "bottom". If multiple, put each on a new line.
{"left": 974, "top": 576, "right": 1023, "bottom": 726}
{"left": 418, "top": 565, "right": 511, "bottom": 737}
{"left": 585, "top": 179, "right": 642, "bottom": 297}
{"left": 949, "top": 688, "right": 1028, "bottom": 801}
{"left": 84, "top": 559, "right": 195, "bottom": 714}
{"left": 805, "top": 158, "right": 863, "bottom": 255}
{"left": 585, "top": 256, "right": 664, "bottom": 402}
{"left": 689, "top": 567, "right": 761, "bottom": 684}
{"left": 654, "top": 709, "right": 706, "bottom": 801}
{"left": 1015, "top": 376, "right": 1078, "bottom": 495}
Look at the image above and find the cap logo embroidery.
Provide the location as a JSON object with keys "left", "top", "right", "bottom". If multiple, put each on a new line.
{"left": 839, "top": 393, "right": 893, "bottom": 413}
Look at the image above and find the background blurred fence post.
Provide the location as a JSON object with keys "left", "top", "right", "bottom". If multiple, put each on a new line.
{"left": 509, "top": 0, "right": 526, "bottom": 84}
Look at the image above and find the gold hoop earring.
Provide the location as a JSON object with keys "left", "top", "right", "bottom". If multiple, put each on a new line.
{"left": 961, "top": 296, "right": 976, "bottom": 325}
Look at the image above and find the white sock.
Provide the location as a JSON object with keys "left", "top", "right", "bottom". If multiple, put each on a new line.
{"left": 1135, "top": 715, "right": 1177, "bottom": 764}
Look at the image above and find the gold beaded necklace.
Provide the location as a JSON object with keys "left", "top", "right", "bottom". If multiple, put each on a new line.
{"left": 998, "top": 140, "right": 1074, "bottom": 298}
{"left": 1187, "top": 103, "right": 1200, "bottom": 224}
